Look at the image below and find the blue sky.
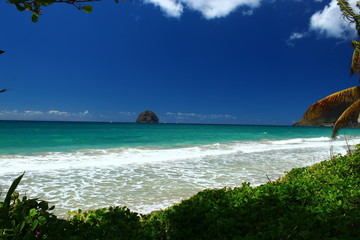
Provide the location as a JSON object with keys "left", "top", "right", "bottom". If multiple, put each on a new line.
{"left": 0, "top": 0, "right": 359, "bottom": 125}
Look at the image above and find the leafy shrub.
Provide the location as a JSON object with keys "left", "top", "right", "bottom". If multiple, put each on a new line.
{"left": 0, "top": 173, "right": 59, "bottom": 240}
{"left": 66, "top": 206, "right": 145, "bottom": 240}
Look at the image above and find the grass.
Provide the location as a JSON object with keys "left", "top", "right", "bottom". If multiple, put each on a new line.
{"left": 2, "top": 146, "right": 360, "bottom": 239}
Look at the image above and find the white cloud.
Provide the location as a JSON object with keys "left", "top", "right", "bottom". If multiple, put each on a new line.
{"left": 166, "top": 112, "right": 197, "bottom": 117}
{"left": 242, "top": 9, "right": 254, "bottom": 16}
{"left": 143, "top": 0, "right": 183, "bottom": 17}
{"left": 208, "top": 114, "right": 236, "bottom": 119}
{"left": 309, "top": 0, "right": 357, "bottom": 39}
{"left": 0, "top": 110, "right": 18, "bottom": 116}
{"left": 286, "top": 31, "right": 309, "bottom": 46}
{"left": 182, "top": 0, "right": 260, "bottom": 19}
{"left": 119, "top": 111, "right": 137, "bottom": 116}
{"left": 0, "top": 109, "right": 91, "bottom": 121}
{"left": 24, "top": 110, "right": 44, "bottom": 115}
{"left": 167, "top": 112, "right": 197, "bottom": 116}
{"left": 48, "top": 110, "right": 69, "bottom": 115}
{"left": 289, "top": 32, "right": 307, "bottom": 41}
{"left": 164, "top": 112, "right": 236, "bottom": 123}
{"left": 79, "top": 110, "right": 89, "bottom": 115}
{"left": 143, "top": 0, "right": 260, "bottom": 19}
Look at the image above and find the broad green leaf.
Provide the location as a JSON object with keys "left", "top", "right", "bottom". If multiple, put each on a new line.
{"left": 39, "top": 200, "right": 48, "bottom": 210}
{"left": 4, "top": 173, "right": 24, "bottom": 215}
{"left": 34, "top": 0, "right": 41, "bottom": 8}
{"left": 83, "top": 5, "right": 93, "bottom": 13}
{"left": 40, "top": 0, "right": 54, "bottom": 6}
{"left": 38, "top": 216, "right": 47, "bottom": 223}
{"left": 32, "top": 12, "right": 39, "bottom": 23}
{"left": 29, "top": 208, "right": 38, "bottom": 217}
{"left": 19, "top": 221, "right": 25, "bottom": 231}
{"left": 31, "top": 219, "right": 39, "bottom": 231}
{"left": 14, "top": 3, "right": 26, "bottom": 11}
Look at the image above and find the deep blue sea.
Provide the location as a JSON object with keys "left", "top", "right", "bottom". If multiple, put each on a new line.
{"left": 1, "top": 121, "right": 360, "bottom": 217}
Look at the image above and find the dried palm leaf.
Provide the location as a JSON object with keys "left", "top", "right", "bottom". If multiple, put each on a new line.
{"left": 332, "top": 98, "right": 360, "bottom": 138}
{"left": 302, "top": 86, "right": 360, "bottom": 122}
{"left": 351, "top": 41, "right": 360, "bottom": 75}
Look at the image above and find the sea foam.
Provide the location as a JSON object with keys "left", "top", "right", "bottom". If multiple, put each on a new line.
{"left": 0, "top": 136, "right": 359, "bottom": 217}
{"left": 0, "top": 136, "right": 344, "bottom": 174}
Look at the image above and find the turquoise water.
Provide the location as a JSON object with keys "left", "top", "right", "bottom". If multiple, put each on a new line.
{"left": 1, "top": 120, "right": 358, "bottom": 155}
{"left": 1, "top": 120, "right": 360, "bottom": 217}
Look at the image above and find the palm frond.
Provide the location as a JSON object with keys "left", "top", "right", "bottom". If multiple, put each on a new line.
{"left": 332, "top": 99, "right": 360, "bottom": 138}
{"left": 302, "top": 86, "right": 360, "bottom": 122}
{"left": 337, "top": 0, "right": 358, "bottom": 24}
{"left": 351, "top": 41, "right": 360, "bottom": 75}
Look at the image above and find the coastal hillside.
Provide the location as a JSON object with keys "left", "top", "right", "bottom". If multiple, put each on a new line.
{"left": 2, "top": 146, "right": 360, "bottom": 239}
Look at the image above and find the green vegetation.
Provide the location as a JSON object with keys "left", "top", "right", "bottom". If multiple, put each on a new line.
{"left": 2, "top": 147, "right": 360, "bottom": 239}
{"left": 6, "top": 0, "right": 126, "bottom": 22}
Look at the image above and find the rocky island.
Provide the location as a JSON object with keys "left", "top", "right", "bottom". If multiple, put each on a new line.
{"left": 136, "top": 110, "right": 159, "bottom": 123}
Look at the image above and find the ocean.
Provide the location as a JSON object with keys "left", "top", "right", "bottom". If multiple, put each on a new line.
{"left": 1, "top": 120, "right": 360, "bottom": 217}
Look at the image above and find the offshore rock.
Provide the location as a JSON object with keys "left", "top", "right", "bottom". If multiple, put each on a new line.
{"left": 136, "top": 110, "right": 159, "bottom": 123}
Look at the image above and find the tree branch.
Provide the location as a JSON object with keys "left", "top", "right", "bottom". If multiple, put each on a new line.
{"left": 7, "top": 0, "right": 120, "bottom": 21}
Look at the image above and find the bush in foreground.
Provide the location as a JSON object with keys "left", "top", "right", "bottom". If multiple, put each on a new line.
{"left": 2, "top": 147, "right": 360, "bottom": 239}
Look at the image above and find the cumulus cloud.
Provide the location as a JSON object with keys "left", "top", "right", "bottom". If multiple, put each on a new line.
{"left": 183, "top": 0, "right": 260, "bottom": 18}
{"left": 143, "top": 0, "right": 183, "bottom": 17}
{"left": 309, "top": 0, "right": 357, "bottom": 39}
{"left": 143, "top": 0, "right": 261, "bottom": 19}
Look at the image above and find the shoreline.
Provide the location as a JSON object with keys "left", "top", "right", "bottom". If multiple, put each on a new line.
{"left": 4, "top": 138, "right": 355, "bottom": 219}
